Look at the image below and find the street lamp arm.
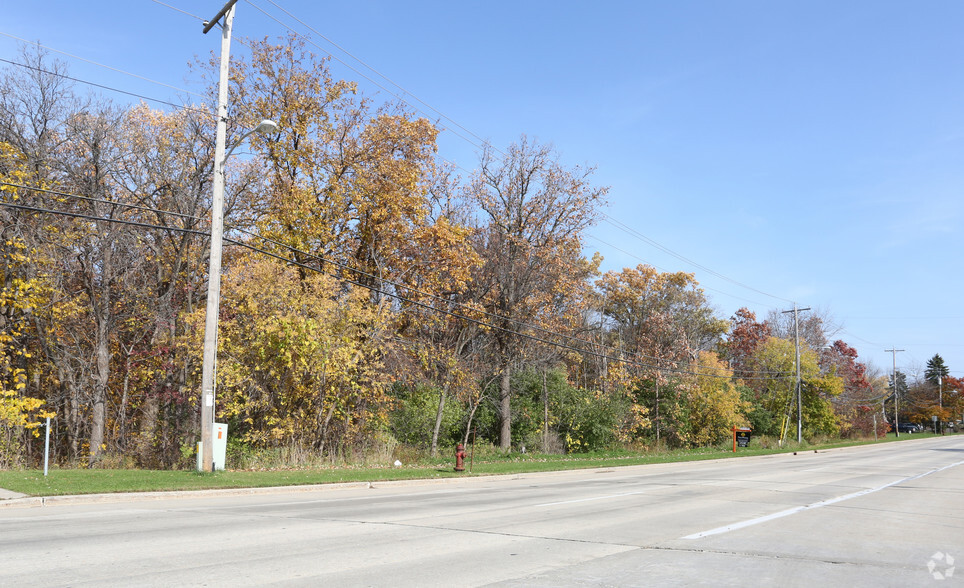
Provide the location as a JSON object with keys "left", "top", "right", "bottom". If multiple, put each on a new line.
{"left": 221, "top": 119, "right": 278, "bottom": 166}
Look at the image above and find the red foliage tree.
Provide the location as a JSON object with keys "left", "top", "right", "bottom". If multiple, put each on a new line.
{"left": 722, "top": 308, "right": 770, "bottom": 381}
{"left": 822, "top": 340, "right": 877, "bottom": 437}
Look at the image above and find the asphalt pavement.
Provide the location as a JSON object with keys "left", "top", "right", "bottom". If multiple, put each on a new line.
{"left": 2, "top": 436, "right": 962, "bottom": 586}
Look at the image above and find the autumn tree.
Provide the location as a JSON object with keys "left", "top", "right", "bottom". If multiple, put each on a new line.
{"left": 188, "top": 255, "right": 394, "bottom": 457}
{"left": 0, "top": 49, "right": 223, "bottom": 467}
{"left": 225, "top": 35, "right": 457, "bottom": 299}
{"left": 0, "top": 143, "right": 54, "bottom": 467}
{"left": 55, "top": 106, "right": 148, "bottom": 464}
{"left": 597, "top": 264, "right": 726, "bottom": 442}
{"left": 0, "top": 49, "right": 103, "bottom": 464}
{"left": 745, "top": 337, "right": 842, "bottom": 439}
{"left": 765, "top": 307, "right": 836, "bottom": 351}
{"left": 820, "top": 340, "right": 877, "bottom": 437}
{"left": 721, "top": 308, "right": 770, "bottom": 380}
{"left": 0, "top": 240, "right": 51, "bottom": 467}
{"left": 108, "top": 103, "right": 234, "bottom": 466}
{"left": 599, "top": 265, "right": 725, "bottom": 360}
{"left": 387, "top": 167, "right": 484, "bottom": 456}
{"left": 679, "top": 352, "right": 749, "bottom": 447}
{"left": 942, "top": 375, "right": 964, "bottom": 425}
{"left": 218, "top": 35, "right": 490, "bottom": 457}
{"left": 468, "top": 136, "right": 607, "bottom": 450}
{"left": 904, "top": 357, "right": 954, "bottom": 428}
{"left": 0, "top": 46, "right": 74, "bottom": 177}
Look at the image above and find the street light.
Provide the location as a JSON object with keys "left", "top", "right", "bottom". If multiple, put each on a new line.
{"left": 198, "top": 118, "right": 276, "bottom": 472}
{"left": 224, "top": 120, "right": 279, "bottom": 160}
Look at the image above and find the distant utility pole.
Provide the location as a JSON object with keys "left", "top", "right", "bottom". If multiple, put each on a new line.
{"left": 782, "top": 304, "right": 810, "bottom": 443}
{"left": 938, "top": 375, "right": 943, "bottom": 412}
{"left": 885, "top": 348, "right": 904, "bottom": 437}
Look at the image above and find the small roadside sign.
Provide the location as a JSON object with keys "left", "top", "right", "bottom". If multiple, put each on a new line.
{"left": 732, "top": 427, "right": 752, "bottom": 452}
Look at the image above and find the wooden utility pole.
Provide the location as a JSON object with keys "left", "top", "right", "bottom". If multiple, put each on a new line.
{"left": 782, "top": 304, "right": 810, "bottom": 443}
{"left": 885, "top": 348, "right": 904, "bottom": 437}
{"left": 198, "top": 0, "right": 239, "bottom": 472}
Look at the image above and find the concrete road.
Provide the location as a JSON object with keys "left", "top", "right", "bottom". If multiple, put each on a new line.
{"left": 1, "top": 436, "right": 962, "bottom": 587}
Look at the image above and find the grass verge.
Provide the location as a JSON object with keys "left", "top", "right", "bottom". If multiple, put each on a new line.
{"left": 0, "top": 432, "right": 945, "bottom": 497}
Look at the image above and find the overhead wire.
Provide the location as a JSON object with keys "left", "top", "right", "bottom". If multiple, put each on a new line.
{"left": 256, "top": 0, "right": 492, "bottom": 152}
{"left": 585, "top": 233, "right": 773, "bottom": 308}
{"left": 3, "top": 181, "right": 776, "bottom": 379}
{"left": 4, "top": 3, "right": 793, "bottom": 315}
{"left": 0, "top": 32, "right": 207, "bottom": 101}
{"left": 4, "top": 40, "right": 892, "bottom": 376}
{"left": 0, "top": 183, "right": 799, "bottom": 381}
{"left": 600, "top": 212, "right": 795, "bottom": 304}
{"left": 244, "top": 0, "right": 491, "bottom": 160}
{"left": 149, "top": 0, "right": 206, "bottom": 22}
{"left": 1, "top": 181, "right": 614, "bottom": 360}
{"left": 0, "top": 57, "right": 211, "bottom": 117}
{"left": 242, "top": 1, "right": 803, "bottom": 310}
{"left": 2, "top": 7, "right": 931, "bottom": 376}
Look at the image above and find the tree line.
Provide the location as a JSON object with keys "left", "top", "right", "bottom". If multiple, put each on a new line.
{"left": 1, "top": 40, "right": 961, "bottom": 468}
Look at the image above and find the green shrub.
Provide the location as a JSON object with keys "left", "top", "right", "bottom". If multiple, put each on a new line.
{"left": 554, "top": 386, "right": 627, "bottom": 452}
{"left": 388, "top": 383, "right": 466, "bottom": 449}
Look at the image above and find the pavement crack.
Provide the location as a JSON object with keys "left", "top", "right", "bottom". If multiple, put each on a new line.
{"left": 644, "top": 544, "right": 917, "bottom": 572}
{"left": 353, "top": 519, "right": 641, "bottom": 549}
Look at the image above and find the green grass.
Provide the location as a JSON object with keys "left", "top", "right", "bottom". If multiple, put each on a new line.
{"left": 0, "top": 432, "right": 946, "bottom": 497}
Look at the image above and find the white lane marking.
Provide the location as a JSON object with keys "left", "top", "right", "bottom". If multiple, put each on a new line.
{"left": 683, "top": 459, "right": 964, "bottom": 540}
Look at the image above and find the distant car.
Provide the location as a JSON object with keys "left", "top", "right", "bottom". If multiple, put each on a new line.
{"left": 894, "top": 422, "right": 918, "bottom": 434}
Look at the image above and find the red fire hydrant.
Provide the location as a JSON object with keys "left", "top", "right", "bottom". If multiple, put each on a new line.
{"left": 455, "top": 443, "right": 466, "bottom": 472}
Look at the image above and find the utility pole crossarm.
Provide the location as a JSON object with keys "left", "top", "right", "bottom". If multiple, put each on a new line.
{"left": 203, "top": 0, "right": 240, "bottom": 34}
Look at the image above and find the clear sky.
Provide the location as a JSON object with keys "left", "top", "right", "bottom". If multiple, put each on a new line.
{"left": 2, "top": 1, "right": 962, "bottom": 378}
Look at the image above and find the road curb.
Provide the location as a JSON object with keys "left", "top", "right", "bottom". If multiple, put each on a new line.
{"left": 0, "top": 475, "right": 493, "bottom": 509}
{"left": 2, "top": 438, "right": 954, "bottom": 509}
{"left": 0, "top": 480, "right": 381, "bottom": 509}
{"left": 0, "top": 496, "right": 44, "bottom": 509}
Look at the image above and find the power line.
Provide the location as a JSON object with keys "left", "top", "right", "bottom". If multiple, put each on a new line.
{"left": 243, "top": 0, "right": 491, "bottom": 158}
{"left": 255, "top": 0, "right": 493, "bottom": 153}
{"left": 0, "top": 181, "right": 205, "bottom": 223}
{"left": 2, "top": 182, "right": 738, "bottom": 376}
{"left": 241, "top": 1, "right": 804, "bottom": 322}
{"left": 0, "top": 57, "right": 210, "bottom": 117}
{"left": 0, "top": 13, "right": 905, "bottom": 379}
{"left": 5, "top": 9, "right": 794, "bottom": 323}
{"left": 150, "top": 0, "right": 206, "bottom": 23}
{"left": 0, "top": 188, "right": 797, "bottom": 382}
{"left": 2, "top": 180, "right": 610, "bottom": 359}
{"left": 585, "top": 233, "right": 772, "bottom": 308}
{"left": 601, "top": 213, "right": 794, "bottom": 304}
{"left": 0, "top": 32, "right": 207, "bottom": 101}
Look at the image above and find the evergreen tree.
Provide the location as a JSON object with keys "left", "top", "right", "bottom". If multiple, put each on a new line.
{"left": 889, "top": 370, "right": 908, "bottom": 397}
{"left": 925, "top": 354, "right": 950, "bottom": 385}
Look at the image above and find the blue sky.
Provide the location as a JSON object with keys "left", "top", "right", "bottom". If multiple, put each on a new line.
{"left": 2, "top": 1, "right": 962, "bottom": 378}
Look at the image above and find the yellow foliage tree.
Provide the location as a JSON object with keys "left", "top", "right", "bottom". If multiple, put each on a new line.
{"left": 226, "top": 36, "right": 464, "bottom": 299}
{"left": 682, "top": 352, "right": 749, "bottom": 446}
{"left": 747, "top": 337, "right": 843, "bottom": 439}
{"left": 186, "top": 255, "right": 393, "bottom": 455}
{"left": 0, "top": 142, "right": 54, "bottom": 466}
